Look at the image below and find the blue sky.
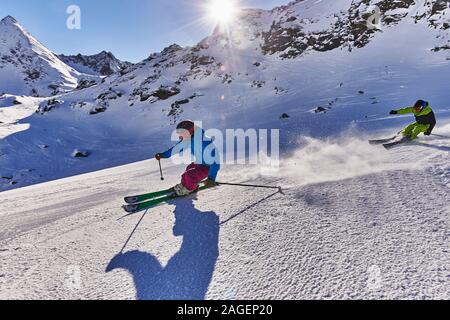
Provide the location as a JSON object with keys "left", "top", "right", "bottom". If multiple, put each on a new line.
{"left": 0, "top": 0, "right": 288, "bottom": 62}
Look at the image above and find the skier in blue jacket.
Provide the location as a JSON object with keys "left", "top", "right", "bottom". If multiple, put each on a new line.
{"left": 155, "top": 120, "right": 220, "bottom": 196}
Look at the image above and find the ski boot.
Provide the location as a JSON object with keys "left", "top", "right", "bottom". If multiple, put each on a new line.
{"left": 173, "top": 183, "right": 194, "bottom": 197}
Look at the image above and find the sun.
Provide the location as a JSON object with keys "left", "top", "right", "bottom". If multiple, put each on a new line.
{"left": 207, "top": 0, "right": 239, "bottom": 25}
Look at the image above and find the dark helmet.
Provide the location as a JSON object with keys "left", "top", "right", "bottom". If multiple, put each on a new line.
{"left": 176, "top": 120, "right": 195, "bottom": 135}
{"left": 414, "top": 100, "right": 428, "bottom": 110}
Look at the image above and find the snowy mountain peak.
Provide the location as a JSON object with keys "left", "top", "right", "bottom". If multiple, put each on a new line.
{"left": 0, "top": 15, "right": 38, "bottom": 44}
{"left": 0, "top": 15, "right": 28, "bottom": 38}
{"left": 0, "top": 15, "right": 18, "bottom": 25}
{"left": 0, "top": 16, "right": 96, "bottom": 96}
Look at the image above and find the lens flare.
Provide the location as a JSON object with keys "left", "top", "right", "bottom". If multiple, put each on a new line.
{"left": 207, "top": 0, "right": 238, "bottom": 25}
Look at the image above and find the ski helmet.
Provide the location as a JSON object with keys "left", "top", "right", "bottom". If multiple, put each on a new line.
{"left": 176, "top": 120, "right": 195, "bottom": 135}
{"left": 414, "top": 100, "right": 427, "bottom": 111}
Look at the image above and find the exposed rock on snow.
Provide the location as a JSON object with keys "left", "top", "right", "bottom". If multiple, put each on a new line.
{"left": 261, "top": 0, "right": 448, "bottom": 58}
{"left": 168, "top": 98, "right": 190, "bottom": 122}
{"left": 314, "top": 106, "right": 330, "bottom": 114}
{"left": 151, "top": 86, "right": 181, "bottom": 100}
{"left": 72, "top": 149, "right": 90, "bottom": 158}
{"left": 36, "top": 99, "right": 63, "bottom": 115}
{"left": 58, "top": 51, "right": 132, "bottom": 76}
{"left": 76, "top": 79, "right": 98, "bottom": 90}
{"left": 89, "top": 105, "right": 107, "bottom": 115}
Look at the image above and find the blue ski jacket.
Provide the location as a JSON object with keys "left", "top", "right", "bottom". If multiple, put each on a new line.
{"left": 161, "top": 128, "right": 221, "bottom": 181}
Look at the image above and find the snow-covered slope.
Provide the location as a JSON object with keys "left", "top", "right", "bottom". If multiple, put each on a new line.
{"left": 58, "top": 51, "right": 132, "bottom": 76}
{"left": 0, "top": 125, "right": 449, "bottom": 299}
{"left": 1, "top": 0, "right": 449, "bottom": 191}
{"left": 0, "top": 0, "right": 449, "bottom": 300}
{"left": 0, "top": 16, "right": 98, "bottom": 96}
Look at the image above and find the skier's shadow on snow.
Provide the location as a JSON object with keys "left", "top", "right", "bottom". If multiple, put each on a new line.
{"left": 106, "top": 198, "right": 219, "bottom": 300}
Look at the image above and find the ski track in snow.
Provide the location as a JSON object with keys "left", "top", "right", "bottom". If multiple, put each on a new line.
{"left": 0, "top": 130, "right": 449, "bottom": 300}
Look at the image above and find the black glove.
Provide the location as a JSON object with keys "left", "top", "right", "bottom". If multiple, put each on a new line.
{"left": 425, "top": 124, "right": 435, "bottom": 136}
{"left": 389, "top": 110, "right": 398, "bottom": 115}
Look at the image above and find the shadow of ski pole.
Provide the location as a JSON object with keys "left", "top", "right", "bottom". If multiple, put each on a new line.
{"left": 119, "top": 209, "right": 149, "bottom": 253}
{"left": 220, "top": 190, "right": 281, "bottom": 225}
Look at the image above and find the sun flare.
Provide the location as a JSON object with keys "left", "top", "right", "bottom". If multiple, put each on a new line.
{"left": 207, "top": 0, "right": 239, "bottom": 25}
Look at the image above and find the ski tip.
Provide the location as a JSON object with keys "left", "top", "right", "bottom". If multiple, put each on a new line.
{"left": 122, "top": 204, "right": 138, "bottom": 214}
{"left": 124, "top": 197, "right": 136, "bottom": 204}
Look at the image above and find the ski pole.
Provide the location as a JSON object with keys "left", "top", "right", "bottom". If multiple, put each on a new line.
{"left": 216, "top": 181, "right": 283, "bottom": 193}
{"left": 158, "top": 159, "right": 164, "bottom": 181}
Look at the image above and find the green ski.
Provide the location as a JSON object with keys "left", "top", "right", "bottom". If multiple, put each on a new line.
{"left": 122, "top": 185, "right": 211, "bottom": 214}
{"left": 383, "top": 137, "right": 411, "bottom": 149}
{"left": 369, "top": 136, "right": 397, "bottom": 145}
{"left": 124, "top": 188, "right": 175, "bottom": 204}
{"left": 122, "top": 193, "right": 178, "bottom": 213}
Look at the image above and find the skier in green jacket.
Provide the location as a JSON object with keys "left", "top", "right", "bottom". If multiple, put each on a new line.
{"left": 390, "top": 100, "right": 436, "bottom": 140}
